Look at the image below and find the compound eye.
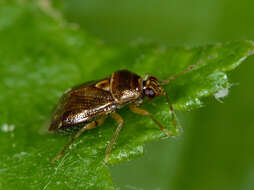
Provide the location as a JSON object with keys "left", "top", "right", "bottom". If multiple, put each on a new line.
{"left": 145, "top": 88, "right": 155, "bottom": 98}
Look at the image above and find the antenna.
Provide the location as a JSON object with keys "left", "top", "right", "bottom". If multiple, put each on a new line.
{"left": 160, "top": 54, "right": 217, "bottom": 85}
{"left": 160, "top": 64, "right": 197, "bottom": 85}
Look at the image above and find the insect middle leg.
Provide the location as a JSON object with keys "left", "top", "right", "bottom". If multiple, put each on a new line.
{"left": 129, "top": 105, "right": 171, "bottom": 136}
{"left": 105, "top": 112, "right": 123, "bottom": 163}
{"left": 51, "top": 117, "right": 105, "bottom": 164}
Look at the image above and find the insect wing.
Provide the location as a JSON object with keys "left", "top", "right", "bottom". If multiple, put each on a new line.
{"left": 49, "top": 80, "right": 115, "bottom": 131}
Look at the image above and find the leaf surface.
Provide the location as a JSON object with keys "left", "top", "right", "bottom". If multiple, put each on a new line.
{"left": 0, "top": 1, "right": 253, "bottom": 190}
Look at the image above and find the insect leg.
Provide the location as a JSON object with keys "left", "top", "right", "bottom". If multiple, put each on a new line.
{"left": 129, "top": 105, "right": 171, "bottom": 136}
{"left": 163, "top": 91, "right": 178, "bottom": 131}
{"left": 51, "top": 117, "right": 105, "bottom": 164}
{"left": 105, "top": 112, "right": 123, "bottom": 163}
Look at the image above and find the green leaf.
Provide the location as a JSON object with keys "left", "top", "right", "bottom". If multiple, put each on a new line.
{"left": 0, "top": 1, "right": 253, "bottom": 190}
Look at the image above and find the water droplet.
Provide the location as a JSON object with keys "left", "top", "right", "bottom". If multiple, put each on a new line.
{"left": 214, "top": 88, "right": 229, "bottom": 103}
{"left": 1, "top": 123, "right": 15, "bottom": 132}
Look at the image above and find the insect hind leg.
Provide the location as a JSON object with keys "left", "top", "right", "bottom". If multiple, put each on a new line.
{"left": 51, "top": 117, "right": 105, "bottom": 164}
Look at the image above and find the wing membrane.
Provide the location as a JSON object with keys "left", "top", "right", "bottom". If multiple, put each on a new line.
{"left": 49, "top": 81, "right": 115, "bottom": 131}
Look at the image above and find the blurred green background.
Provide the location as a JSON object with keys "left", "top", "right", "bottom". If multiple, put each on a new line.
{"left": 55, "top": 0, "right": 254, "bottom": 189}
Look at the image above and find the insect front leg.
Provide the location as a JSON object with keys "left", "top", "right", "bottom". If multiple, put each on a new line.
{"left": 163, "top": 91, "right": 178, "bottom": 131}
{"left": 105, "top": 112, "right": 123, "bottom": 164}
{"left": 129, "top": 105, "right": 171, "bottom": 136}
{"left": 51, "top": 117, "right": 105, "bottom": 164}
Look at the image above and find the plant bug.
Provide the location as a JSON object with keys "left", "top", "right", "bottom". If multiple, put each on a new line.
{"left": 49, "top": 63, "right": 199, "bottom": 164}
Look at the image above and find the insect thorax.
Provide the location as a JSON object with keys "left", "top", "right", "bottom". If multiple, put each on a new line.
{"left": 110, "top": 70, "right": 143, "bottom": 104}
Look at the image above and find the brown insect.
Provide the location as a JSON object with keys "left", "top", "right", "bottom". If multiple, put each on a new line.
{"left": 49, "top": 64, "right": 197, "bottom": 164}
